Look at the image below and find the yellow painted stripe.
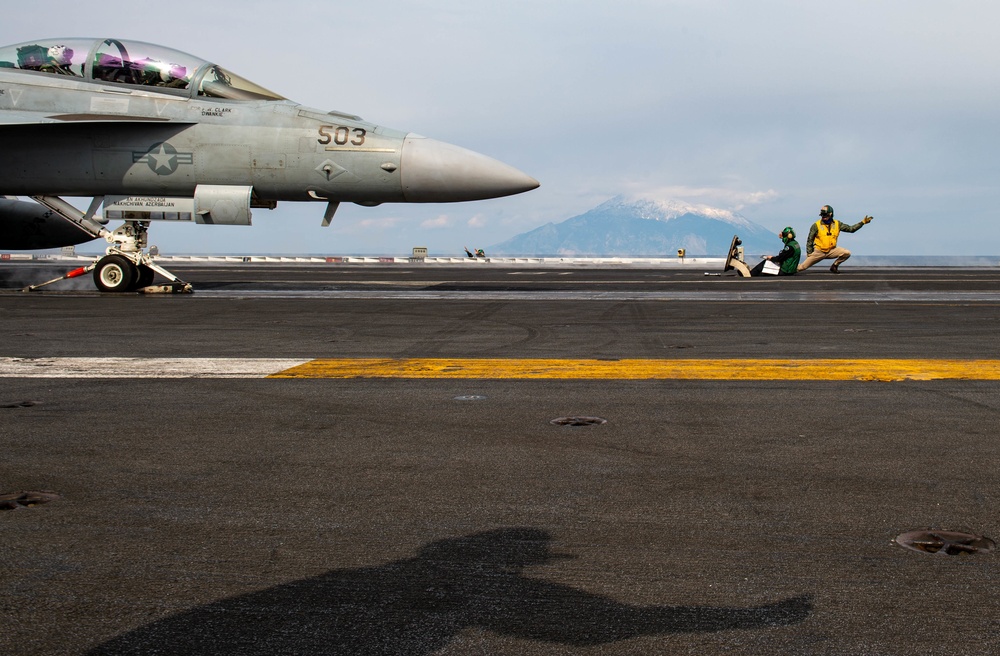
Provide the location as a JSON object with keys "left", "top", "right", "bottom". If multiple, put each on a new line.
{"left": 269, "top": 358, "right": 1000, "bottom": 381}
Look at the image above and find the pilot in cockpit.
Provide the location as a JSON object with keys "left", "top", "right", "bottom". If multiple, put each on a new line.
{"left": 133, "top": 58, "right": 188, "bottom": 89}
{"left": 159, "top": 64, "right": 188, "bottom": 88}
{"left": 41, "top": 45, "right": 77, "bottom": 75}
{"left": 16, "top": 44, "right": 77, "bottom": 76}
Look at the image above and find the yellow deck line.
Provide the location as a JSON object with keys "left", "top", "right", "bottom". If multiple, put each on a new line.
{"left": 269, "top": 358, "right": 1000, "bottom": 381}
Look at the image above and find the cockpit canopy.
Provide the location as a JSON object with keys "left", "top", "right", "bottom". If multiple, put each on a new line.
{"left": 0, "top": 38, "right": 285, "bottom": 101}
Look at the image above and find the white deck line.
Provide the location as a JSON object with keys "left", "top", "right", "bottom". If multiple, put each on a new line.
{"left": 0, "top": 357, "right": 311, "bottom": 378}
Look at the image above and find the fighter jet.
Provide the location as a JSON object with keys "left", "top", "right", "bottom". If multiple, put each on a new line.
{"left": 0, "top": 38, "right": 539, "bottom": 291}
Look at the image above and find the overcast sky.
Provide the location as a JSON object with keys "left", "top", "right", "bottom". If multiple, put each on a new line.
{"left": 4, "top": 1, "right": 998, "bottom": 255}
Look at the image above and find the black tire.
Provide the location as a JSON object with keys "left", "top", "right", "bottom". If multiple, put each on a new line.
{"left": 134, "top": 265, "right": 155, "bottom": 290}
{"left": 93, "top": 255, "right": 137, "bottom": 293}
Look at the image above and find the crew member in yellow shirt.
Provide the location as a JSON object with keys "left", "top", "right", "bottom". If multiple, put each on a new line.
{"left": 797, "top": 205, "right": 873, "bottom": 273}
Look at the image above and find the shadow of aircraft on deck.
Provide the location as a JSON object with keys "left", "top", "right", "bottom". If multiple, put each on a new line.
{"left": 89, "top": 528, "right": 810, "bottom": 654}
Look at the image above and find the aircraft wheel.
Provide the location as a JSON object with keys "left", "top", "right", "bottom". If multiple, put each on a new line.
{"left": 133, "top": 264, "right": 155, "bottom": 290}
{"left": 93, "top": 255, "right": 137, "bottom": 293}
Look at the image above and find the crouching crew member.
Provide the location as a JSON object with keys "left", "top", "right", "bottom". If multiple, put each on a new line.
{"left": 797, "top": 205, "right": 873, "bottom": 273}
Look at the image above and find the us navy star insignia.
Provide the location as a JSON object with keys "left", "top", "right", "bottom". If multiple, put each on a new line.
{"left": 133, "top": 142, "right": 194, "bottom": 176}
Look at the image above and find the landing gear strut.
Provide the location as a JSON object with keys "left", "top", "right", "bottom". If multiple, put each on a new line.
{"left": 92, "top": 221, "right": 192, "bottom": 293}
{"left": 92, "top": 254, "right": 182, "bottom": 293}
{"left": 20, "top": 196, "right": 192, "bottom": 293}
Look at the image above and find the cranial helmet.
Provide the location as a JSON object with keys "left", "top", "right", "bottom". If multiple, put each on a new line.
{"left": 819, "top": 205, "right": 834, "bottom": 218}
{"left": 781, "top": 226, "right": 795, "bottom": 239}
{"left": 47, "top": 45, "right": 72, "bottom": 64}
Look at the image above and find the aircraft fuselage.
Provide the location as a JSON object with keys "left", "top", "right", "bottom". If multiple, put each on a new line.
{"left": 0, "top": 37, "right": 537, "bottom": 289}
{"left": 1, "top": 70, "right": 480, "bottom": 204}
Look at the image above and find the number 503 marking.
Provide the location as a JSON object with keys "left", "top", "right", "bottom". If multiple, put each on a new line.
{"left": 318, "top": 125, "right": 367, "bottom": 146}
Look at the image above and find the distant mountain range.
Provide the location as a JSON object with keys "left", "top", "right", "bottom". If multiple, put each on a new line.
{"left": 489, "top": 196, "right": 779, "bottom": 257}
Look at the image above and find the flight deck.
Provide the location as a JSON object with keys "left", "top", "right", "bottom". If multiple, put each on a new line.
{"left": 1, "top": 262, "right": 999, "bottom": 654}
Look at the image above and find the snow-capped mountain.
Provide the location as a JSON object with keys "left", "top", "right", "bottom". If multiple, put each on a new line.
{"left": 489, "top": 196, "right": 779, "bottom": 257}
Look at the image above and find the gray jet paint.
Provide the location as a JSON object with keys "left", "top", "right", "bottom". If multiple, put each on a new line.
{"left": 0, "top": 38, "right": 538, "bottom": 252}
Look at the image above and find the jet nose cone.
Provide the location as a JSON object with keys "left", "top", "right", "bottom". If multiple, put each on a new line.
{"left": 400, "top": 135, "right": 539, "bottom": 202}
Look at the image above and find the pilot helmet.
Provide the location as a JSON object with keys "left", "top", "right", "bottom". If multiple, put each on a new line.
{"left": 47, "top": 45, "right": 72, "bottom": 64}
{"left": 161, "top": 63, "right": 187, "bottom": 82}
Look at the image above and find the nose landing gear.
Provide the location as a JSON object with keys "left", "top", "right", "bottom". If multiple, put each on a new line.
{"left": 92, "top": 247, "right": 190, "bottom": 294}
{"left": 19, "top": 196, "right": 193, "bottom": 293}
{"left": 94, "top": 220, "right": 191, "bottom": 293}
{"left": 22, "top": 222, "right": 191, "bottom": 293}
{"left": 92, "top": 254, "right": 168, "bottom": 292}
